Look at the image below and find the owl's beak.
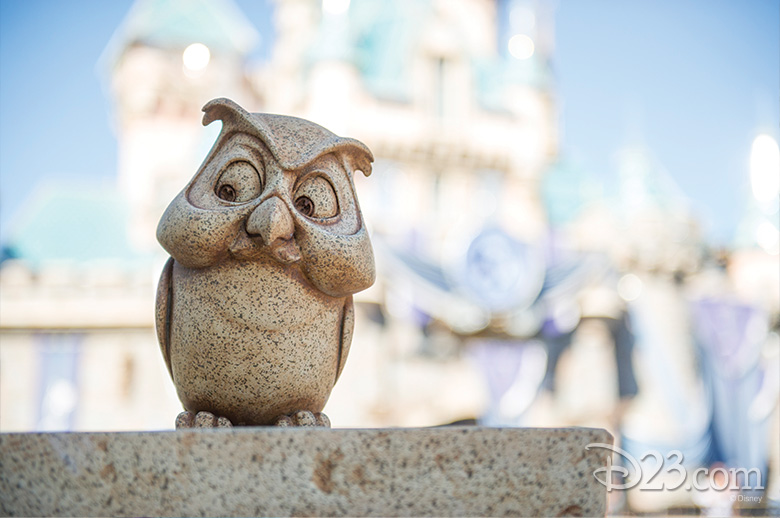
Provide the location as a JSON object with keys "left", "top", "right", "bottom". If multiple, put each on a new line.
{"left": 246, "top": 196, "right": 300, "bottom": 263}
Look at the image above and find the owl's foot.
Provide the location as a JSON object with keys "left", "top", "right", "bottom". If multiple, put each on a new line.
{"left": 273, "top": 410, "right": 331, "bottom": 428}
{"left": 175, "top": 411, "right": 233, "bottom": 429}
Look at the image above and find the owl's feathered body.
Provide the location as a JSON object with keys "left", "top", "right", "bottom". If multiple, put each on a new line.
{"left": 155, "top": 98, "right": 374, "bottom": 427}
{"left": 160, "top": 257, "right": 352, "bottom": 425}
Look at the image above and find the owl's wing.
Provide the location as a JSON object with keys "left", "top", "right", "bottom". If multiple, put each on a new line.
{"left": 155, "top": 257, "right": 175, "bottom": 380}
{"left": 336, "top": 295, "right": 355, "bottom": 383}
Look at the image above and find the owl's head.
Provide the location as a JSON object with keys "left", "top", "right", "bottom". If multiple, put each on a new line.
{"left": 157, "top": 98, "right": 375, "bottom": 298}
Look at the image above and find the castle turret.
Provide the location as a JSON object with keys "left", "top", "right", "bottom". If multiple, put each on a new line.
{"left": 100, "top": 0, "right": 261, "bottom": 251}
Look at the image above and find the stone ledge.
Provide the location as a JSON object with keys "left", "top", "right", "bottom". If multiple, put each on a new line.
{"left": 1, "top": 426, "right": 611, "bottom": 517}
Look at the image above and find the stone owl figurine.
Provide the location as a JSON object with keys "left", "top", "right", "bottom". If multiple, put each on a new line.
{"left": 155, "top": 98, "right": 375, "bottom": 428}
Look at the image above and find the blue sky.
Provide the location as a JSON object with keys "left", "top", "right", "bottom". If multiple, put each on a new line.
{"left": 0, "top": 0, "right": 777, "bottom": 246}
{"left": 555, "top": 0, "right": 779, "bottom": 242}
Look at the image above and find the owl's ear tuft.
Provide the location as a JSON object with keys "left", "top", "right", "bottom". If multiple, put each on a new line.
{"left": 343, "top": 144, "right": 373, "bottom": 177}
{"left": 353, "top": 152, "right": 373, "bottom": 177}
{"left": 202, "top": 98, "right": 251, "bottom": 128}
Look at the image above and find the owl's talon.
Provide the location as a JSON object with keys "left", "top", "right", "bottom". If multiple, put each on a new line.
{"left": 314, "top": 412, "right": 331, "bottom": 428}
{"left": 293, "top": 410, "right": 316, "bottom": 426}
{"left": 195, "top": 411, "right": 217, "bottom": 427}
{"left": 273, "top": 411, "right": 331, "bottom": 427}
{"left": 175, "top": 411, "right": 233, "bottom": 429}
{"left": 275, "top": 415, "right": 294, "bottom": 427}
{"left": 175, "top": 411, "right": 195, "bottom": 429}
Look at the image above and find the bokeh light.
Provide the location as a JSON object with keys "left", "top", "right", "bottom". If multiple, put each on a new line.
{"left": 182, "top": 43, "right": 210, "bottom": 73}
{"left": 617, "top": 273, "right": 643, "bottom": 301}
{"left": 750, "top": 134, "right": 780, "bottom": 206}
{"left": 322, "top": 0, "right": 350, "bottom": 15}
{"left": 508, "top": 34, "right": 535, "bottom": 60}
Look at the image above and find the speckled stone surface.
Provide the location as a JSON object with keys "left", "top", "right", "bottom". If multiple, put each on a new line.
{"left": 155, "top": 98, "right": 375, "bottom": 426}
{"left": 0, "top": 427, "right": 612, "bottom": 517}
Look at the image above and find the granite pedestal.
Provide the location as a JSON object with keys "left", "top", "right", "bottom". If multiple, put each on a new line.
{"left": 1, "top": 427, "right": 612, "bottom": 517}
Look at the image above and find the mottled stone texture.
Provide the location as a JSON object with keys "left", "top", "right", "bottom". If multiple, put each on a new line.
{"left": 155, "top": 98, "right": 375, "bottom": 426}
{"left": 0, "top": 427, "right": 611, "bottom": 517}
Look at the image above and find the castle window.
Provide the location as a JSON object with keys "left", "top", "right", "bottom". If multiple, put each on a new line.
{"left": 435, "top": 57, "right": 447, "bottom": 120}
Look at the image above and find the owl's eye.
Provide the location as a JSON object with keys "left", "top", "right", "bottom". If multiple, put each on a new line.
{"left": 295, "top": 196, "right": 314, "bottom": 216}
{"left": 294, "top": 176, "right": 339, "bottom": 219}
{"left": 215, "top": 161, "right": 262, "bottom": 203}
{"left": 217, "top": 184, "right": 236, "bottom": 202}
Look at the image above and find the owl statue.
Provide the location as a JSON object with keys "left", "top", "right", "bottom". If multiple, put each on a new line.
{"left": 155, "top": 98, "right": 375, "bottom": 428}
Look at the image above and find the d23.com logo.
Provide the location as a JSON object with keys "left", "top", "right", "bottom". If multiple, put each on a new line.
{"left": 586, "top": 443, "right": 764, "bottom": 493}
{"left": 587, "top": 443, "right": 643, "bottom": 492}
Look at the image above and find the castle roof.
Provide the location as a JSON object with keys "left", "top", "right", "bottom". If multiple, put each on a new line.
{"left": 2, "top": 181, "right": 152, "bottom": 269}
{"left": 101, "top": 0, "right": 259, "bottom": 70}
{"left": 307, "top": 0, "right": 551, "bottom": 105}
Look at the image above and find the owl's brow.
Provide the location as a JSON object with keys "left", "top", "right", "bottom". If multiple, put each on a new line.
{"left": 231, "top": 139, "right": 267, "bottom": 164}
{"left": 209, "top": 141, "right": 262, "bottom": 176}
{"left": 208, "top": 145, "right": 265, "bottom": 184}
{"left": 291, "top": 153, "right": 343, "bottom": 187}
{"left": 212, "top": 131, "right": 268, "bottom": 164}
